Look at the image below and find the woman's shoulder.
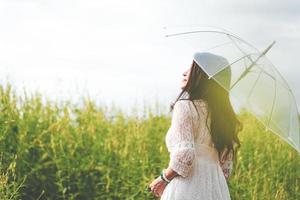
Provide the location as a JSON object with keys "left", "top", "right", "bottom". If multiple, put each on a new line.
{"left": 174, "top": 98, "right": 207, "bottom": 108}
{"left": 173, "top": 99, "right": 194, "bottom": 115}
{"left": 174, "top": 99, "right": 192, "bottom": 108}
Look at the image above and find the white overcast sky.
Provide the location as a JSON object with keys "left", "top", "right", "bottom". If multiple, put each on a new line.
{"left": 0, "top": 0, "right": 299, "bottom": 116}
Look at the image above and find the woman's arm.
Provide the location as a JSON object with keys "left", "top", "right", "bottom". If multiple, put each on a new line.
{"left": 167, "top": 100, "right": 196, "bottom": 178}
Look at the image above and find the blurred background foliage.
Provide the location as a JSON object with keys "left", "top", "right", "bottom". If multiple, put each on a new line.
{"left": 0, "top": 83, "right": 299, "bottom": 200}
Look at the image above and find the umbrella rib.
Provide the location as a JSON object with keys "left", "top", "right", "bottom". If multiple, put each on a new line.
{"left": 288, "top": 92, "right": 292, "bottom": 140}
{"left": 254, "top": 65, "right": 291, "bottom": 91}
{"left": 227, "top": 35, "right": 261, "bottom": 87}
{"left": 228, "top": 34, "right": 256, "bottom": 68}
{"left": 267, "top": 77, "right": 277, "bottom": 128}
{"left": 246, "top": 68, "right": 263, "bottom": 103}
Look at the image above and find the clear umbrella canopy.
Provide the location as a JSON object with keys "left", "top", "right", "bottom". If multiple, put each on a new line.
{"left": 163, "top": 26, "right": 300, "bottom": 154}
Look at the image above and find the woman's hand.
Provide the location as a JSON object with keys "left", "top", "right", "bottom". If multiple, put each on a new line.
{"left": 148, "top": 176, "right": 168, "bottom": 198}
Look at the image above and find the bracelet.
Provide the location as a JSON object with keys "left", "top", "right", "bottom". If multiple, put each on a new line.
{"left": 163, "top": 169, "right": 172, "bottom": 182}
{"left": 160, "top": 172, "right": 169, "bottom": 184}
{"left": 160, "top": 169, "right": 171, "bottom": 184}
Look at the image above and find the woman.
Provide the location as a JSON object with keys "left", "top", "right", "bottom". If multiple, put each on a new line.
{"left": 148, "top": 52, "right": 243, "bottom": 199}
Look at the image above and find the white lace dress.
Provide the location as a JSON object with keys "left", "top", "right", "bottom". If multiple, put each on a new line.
{"left": 160, "top": 99, "right": 233, "bottom": 200}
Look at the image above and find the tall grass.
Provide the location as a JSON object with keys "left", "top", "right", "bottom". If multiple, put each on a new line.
{"left": 0, "top": 82, "right": 299, "bottom": 200}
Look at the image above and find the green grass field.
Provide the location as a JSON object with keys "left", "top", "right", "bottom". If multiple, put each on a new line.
{"left": 1, "top": 83, "right": 299, "bottom": 200}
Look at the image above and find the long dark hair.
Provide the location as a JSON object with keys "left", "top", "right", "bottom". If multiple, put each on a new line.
{"left": 169, "top": 60, "right": 243, "bottom": 163}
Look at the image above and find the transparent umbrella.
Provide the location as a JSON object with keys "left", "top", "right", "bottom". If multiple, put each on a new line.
{"left": 163, "top": 26, "right": 300, "bottom": 154}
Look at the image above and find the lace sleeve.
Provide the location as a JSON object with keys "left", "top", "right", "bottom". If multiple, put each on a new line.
{"left": 168, "top": 100, "right": 195, "bottom": 178}
{"left": 220, "top": 150, "right": 233, "bottom": 180}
